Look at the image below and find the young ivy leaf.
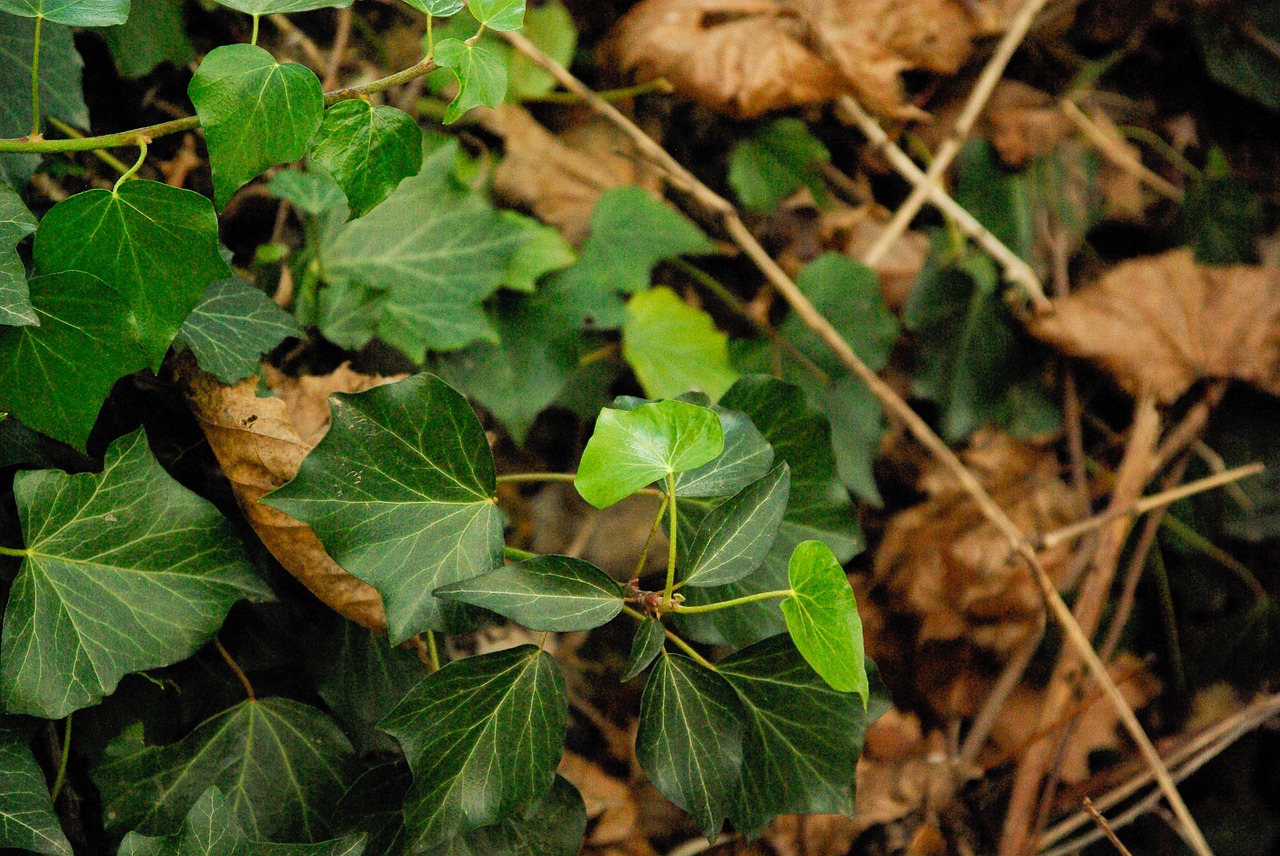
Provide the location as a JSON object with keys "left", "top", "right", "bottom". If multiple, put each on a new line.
{"left": 0, "top": 429, "right": 270, "bottom": 719}
{"left": 682, "top": 463, "right": 790, "bottom": 588}
{"left": 780, "top": 540, "right": 867, "bottom": 700}
{"left": 0, "top": 0, "right": 128, "bottom": 26}
{"left": 213, "top": 0, "right": 353, "bottom": 12}
{"left": 620, "top": 618, "right": 666, "bottom": 682}
{"left": 434, "top": 38, "right": 507, "bottom": 124}
{"left": 309, "top": 99, "right": 423, "bottom": 219}
{"left": 468, "top": 0, "right": 525, "bottom": 30}
{"left": 622, "top": 287, "right": 739, "bottom": 401}
{"left": 188, "top": 44, "right": 323, "bottom": 209}
{"left": 0, "top": 729, "right": 72, "bottom": 855}
{"left": 177, "top": 278, "right": 300, "bottom": 384}
{"left": 574, "top": 399, "right": 724, "bottom": 508}
{"left": 435, "top": 555, "right": 624, "bottom": 631}
{"left": 0, "top": 182, "right": 37, "bottom": 326}
{"left": 379, "top": 646, "right": 567, "bottom": 851}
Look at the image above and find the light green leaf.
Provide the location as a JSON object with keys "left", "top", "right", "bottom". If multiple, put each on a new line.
{"left": 1, "top": 429, "right": 269, "bottom": 719}
{"left": 0, "top": 181, "right": 37, "bottom": 326}
{"left": 671, "top": 404, "right": 773, "bottom": 498}
{"left": 96, "top": 698, "right": 358, "bottom": 842}
{"left": 574, "top": 399, "right": 724, "bottom": 508}
{"left": 0, "top": 729, "right": 72, "bottom": 855}
{"left": 310, "top": 100, "right": 423, "bottom": 218}
{"left": 435, "top": 38, "right": 507, "bottom": 124}
{"left": 379, "top": 646, "right": 567, "bottom": 851}
{"left": 117, "top": 787, "right": 367, "bottom": 856}
{"left": 507, "top": 0, "right": 575, "bottom": 100}
{"left": 32, "top": 179, "right": 232, "bottom": 368}
{"left": 188, "top": 44, "right": 324, "bottom": 208}
{"left": 636, "top": 653, "right": 743, "bottom": 839}
{"left": 402, "top": 0, "right": 463, "bottom": 14}
{"left": 498, "top": 212, "right": 576, "bottom": 293}
{"left": 0, "top": 0, "right": 127, "bottom": 25}
{"left": 0, "top": 271, "right": 145, "bottom": 451}
{"left": 783, "top": 253, "right": 898, "bottom": 376}
{"left": 623, "top": 287, "right": 739, "bottom": 401}
{"left": 436, "top": 555, "right": 623, "bottom": 631}
{"left": 96, "top": 0, "right": 192, "bottom": 78}
{"left": 683, "top": 464, "right": 789, "bottom": 587}
{"left": 467, "top": 0, "right": 524, "bottom": 30}
{"left": 215, "top": 0, "right": 353, "bottom": 12}
{"left": 264, "top": 373, "right": 504, "bottom": 643}
{"left": 177, "top": 278, "right": 300, "bottom": 384}
{"left": 620, "top": 618, "right": 665, "bottom": 682}
{"left": 780, "top": 540, "right": 867, "bottom": 698}
{"left": 0, "top": 17, "right": 87, "bottom": 186}
{"left": 270, "top": 168, "right": 347, "bottom": 218}
{"left": 728, "top": 118, "right": 829, "bottom": 214}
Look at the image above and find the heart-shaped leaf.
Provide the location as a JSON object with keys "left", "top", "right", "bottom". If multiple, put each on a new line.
{"left": 0, "top": 182, "right": 37, "bottom": 326}
{"left": 435, "top": 555, "right": 623, "bottom": 631}
{"left": 0, "top": 0, "right": 127, "bottom": 25}
{"left": 622, "top": 287, "right": 739, "bottom": 402}
{"left": 428, "top": 775, "right": 586, "bottom": 856}
{"left": 309, "top": 100, "right": 423, "bottom": 218}
{"left": 1, "top": 429, "right": 269, "bottom": 718}
{"left": 213, "top": 0, "right": 352, "bottom": 13}
{"left": 177, "top": 278, "right": 300, "bottom": 384}
{"left": 0, "top": 729, "right": 71, "bottom": 855}
{"left": 780, "top": 540, "right": 867, "bottom": 699}
{"left": 434, "top": 38, "right": 507, "bottom": 124}
{"left": 620, "top": 618, "right": 665, "bottom": 682}
{"left": 682, "top": 463, "right": 789, "bottom": 587}
{"left": 467, "top": 0, "right": 524, "bottom": 30}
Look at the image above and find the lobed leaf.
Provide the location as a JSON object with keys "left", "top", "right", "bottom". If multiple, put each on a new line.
{"left": 0, "top": 17, "right": 87, "bottom": 186}
{"left": 728, "top": 117, "right": 830, "bottom": 213}
{"left": 0, "top": 729, "right": 72, "bottom": 855}
{"left": 435, "top": 38, "right": 508, "bottom": 124}
{"left": 436, "top": 555, "right": 624, "bottom": 631}
{"left": 468, "top": 0, "right": 524, "bottom": 30}
{"left": 177, "top": 278, "right": 300, "bottom": 384}
{"left": 309, "top": 100, "right": 423, "bottom": 218}
{"left": 0, "top": 0, "right": 128, "bottom": 26}
{"left": 622, "top": 287, "right": 739, "bottom": 402}
{"left": 780, "top": 540, "right": 867, "bottom": 699}
{"left": 0, "top": 181, "right": 36, "bottom": 326}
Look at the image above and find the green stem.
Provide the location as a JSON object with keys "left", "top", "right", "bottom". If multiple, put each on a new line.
{"left": 425, "top": 630, "right": 440, "bottom": 673}
{"left": 113, "top": 140, "right": 147, "bottom": 193}
{"left": 425, "top": 14, "right": 434, "bottom": 57}
{"left": 633, "top": 493, "right": 669, "bottom": 580}
{"left": 669, "top": 589, "right": 793, "bottom": 614}
{"left": 1120, "top": 125, "right": 1202, "bottom": 180}
{"left": 0, "top": 546, "right": 28, "bottom": 557}
{"left": 504, "top": 545, "right": 537, "bottom": 562}
{"left": 29, "top": 15, "right": 42, "bottom": 138}
{"left": 620, "top": 605, "right": 716, "bottom": 670}
{"left": 663, "top": 473, "right": 678, "bottom": 601}
{"left": 466, "top": 23, "right": 486, "bottom": 46}
{"left": 251, "top": 14, "right": 261, "bottom": 46}
{"left": 525, "top": 78, "right": 674, "bottom": 104}
{"left": 49, "top": 714, "right": 71, "bottom": 802}
{"left": 496, "top": 472, "right": 577, "bottom": 485}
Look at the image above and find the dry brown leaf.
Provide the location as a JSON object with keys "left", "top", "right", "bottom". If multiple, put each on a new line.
{"left": 1030, "top": 249, "right": 1280, "bottom": 404}
{"left": 179, "top": 359, "right": 406, "bottom": 632}
{"left": 559, "top": 751, "right": 645, "bottom": 848}
{"left": 978, "top": 81, "right": 1075, "bottom": 168}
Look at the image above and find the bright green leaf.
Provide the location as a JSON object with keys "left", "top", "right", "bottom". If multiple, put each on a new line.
{"left": 0, "top": 729, "right": 72, "bottom": 855}
{"left": 498, "top": 212, "right": 576, "bottom": 293}
{"left": 403, "top": 0, "right": 463, "bottom": 14}
{"left": 728, "top": 118, "right": 829, "bottom": 213}
{"left": 0, "top": 0, "right": 127, "bottom": 26}
{"left": 683, "top": 463, "right": 789, "bottom": 587}
{"left": 310, "top": 100, "right": 423, "bottom": 218}
{"left": 780, "top": 540, "right": 867, "bottom": 698}
{"left": 434, "top": 38, "right": 507, "bottom": 124}
{"left": 264, "top": 373, "right": 504, "bottom": 643}
{"left": 177, "top": 278, "right": 300, "bottom": 384}
{"left": 671, "top": 403, "right": 773, "bottom": 498}
{"left": 467, "top": 0, "right": 524, "bottom": 30}
{"left": 621, "top": 619, "right": 665, "bottom": 682}
{"left": 0, "top": 17, "right": 87, "bottom": 186}
{"left": 96, "top": 698, "right": 357, "bottom": 842}
{"left": 188, "top": 44, "right": 324, "bottom": 208}
{"left": 96, "top": 0, "right": 192, "bottom": 78}
{"left": 635, "top": 653, "right": 743, "bottom": 839}
{"left": 623, "top": 287, "right": 739, "bottom": 401}
{"left": 507, "top": 0, "right": 575, "bottom": 100}
{"left": 783, "top": 253, "right": 898, "bottom": 376}
{"left": 379, "top": 646, "right": 567, "bottom": 851}
{"left": 436, "top": 555, "right": 623, "bottom": 631}
{"left": 574, "top": 400, "right": 724, "bottom": 508}
{"left": 32, "top": 179, "right": 232, "bottom": 368}
{"left": 215, "top": 0, "right": 352, "bottom": 12}
{"left": 0, "top": 181, "right": 37, "bottom": 326}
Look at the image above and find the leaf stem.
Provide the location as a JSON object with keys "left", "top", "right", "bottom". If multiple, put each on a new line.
{"left": 0, "top": 545, "right": 28, "bottom": 557}
{"left": 214, "top": 637, "right": 256, "bottom": 702}
{"left": 504, "top": 545, "right": 537, "bottom": 562}
{"left": 425, "top": 14, "right": 434, "bottom": 58}
{"left": 663, "top": 473, "right": 678, "bottom": 601}
{"left": 668, "top": 589, "right": 793, "bottom": 614}
{"left": 496, "top": 471, "right": 578, "bottom": 485}
{"left": 29, "top": 15, "right": 42, "bottom": 138}
{"left": 49, "top": 713, "right": 71, "bottom": 802}
{"left": 620, "top": 605, "right": 716, "bottom": 670}
{"left": 425, "top": 630, "right": 440, "bottom": 673}
{"left": 113, "top": 140, "right": 147, "bottom": 193}
{"left": 524, "top": 78, "right": 674, "bottom": 105}
{"left": 251, "top": 14, "right": 261, "bottom": 46}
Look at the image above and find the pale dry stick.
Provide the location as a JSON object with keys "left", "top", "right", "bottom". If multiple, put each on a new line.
{"left": 1083, "top": 798, "right": 1136, "bottom": 856}
{"left": 957, "top": 630, "right": 1043, "bottom": 772}
{"left": 1059, "top": 99, "right": 1183, "bottom": 201}
{"left": 500, "top": 28, "right": 1213, "bottom": 856}
{"left": 861, "top": 0, "right": 1052, "bottom": 266}
{"left": 835, "top": 95, "right": 1050, "bottom": 311}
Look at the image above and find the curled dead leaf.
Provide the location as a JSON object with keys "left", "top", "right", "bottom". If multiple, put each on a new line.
{"left": 978, "top": 81, "right": 1075, "bottom": 168}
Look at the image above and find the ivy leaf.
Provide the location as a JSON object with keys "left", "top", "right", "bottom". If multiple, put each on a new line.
{"left": 0, "top": 429, "right": 269, "bottom": 718}
{"left": 621, "top": 619, "right": 665, "bottom": 682}
{"left": 0, "top": 17, "right": 87, "bottom": 187}
{"left": 0, "top": 0, "right": 127, "bottom": 26}
{"left": 622, "top": 287, "right": 739, "bottom": 401}
{"left": 728, "top": 118, "right": 829, "bottom": 214}
{"left": 0, "top": 729, "right": 72, "bottom": 855}
{"left": 177, "top": 278, "right": 300, "bottom": 384}
{"left": 1182, "top": 147, "right": 1262, "bottom": 265}
{"left": 0, "top": 181, "right": 36, "bottom": 326}
{"left": 406, "top": 0, "right": 463, "bottom": 12}
{"left": 467, "top": 0, "right": 524, "bottom": 30}
{"left": 575, "top": 400, "right": 724, "bottom": 508}
{"left": 188, "top": 44, "right": 323, "bottom": 208}
{"left": 96, "top": 698, "right": 358, "bottom": 842}
{"left": 434, "top": 38, "right": 507, "bottom": 124}
{"left": 379, "top": 646, "right": 568, "bottom": 851}
{"left": 1195, "top": 0, "right": 1280, "bottom": 111}
{"left": 497, "top": 212, "right": 576, "bottom": 293}
{"left": 214, "top": 0, "right": 353, "bottom": 12}
{"left": 33, "top": 179, "right": 232, "bottom": 369}
{"left": 672, "top": 404, "right": 773, "bottom": 498}
{"left": 264, "top": 373, "right": 504, "bottom": 643}
{"left": 0, "top": 271, "right": 145, "bottom": 451}
{"left": 782, "top": 253, "right": 898, "bottom": 376}
{"left": 507, "top": 0, "right": 575, "bottom": 100}
{"left": 435, "top": 555, "right": 623, "bottom": 631}
{"left": 96, "top": 0, "right": 192, "bottom": 79}
{"left": 426, "top": 775, "right": 586, "bottom": 856}
{"left": 636, "top": 653, "right": 743, "bottom": 840}
{"left": 116, "top": 787, "right": 367, "bottom": 856}
{"left": 780, "top": 540, "right": 867, "bottom": 698}
{"left": 309, "top": 100, "right": 423, "bottom": 218}
{"left": 683, "top": 464, "right": 789, "bottom": 587}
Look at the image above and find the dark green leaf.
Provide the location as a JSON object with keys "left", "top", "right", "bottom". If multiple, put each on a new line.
{"left": 1195, "top": 0, "right": 1280, "bottom": 110}
{"left": 1, "top": 429, "right": 269, "bottom": 718}
{"left": 215, "top": 0, "right": 353, "bottom": 12}
{"left": 0, "top": 0, "right": 127, "bottom": 26}
{"left": 782, "top": 253, "right": 898, "bottom": 376}
{"left": 379, "top": 646, "right": 567, "bottom": 851}
{"left": 622, "top": 287, "right": 739, "bottom": 401}
{"left": 0, "top": 180, "right": 37, "bottom": 326}
{"left": 436, "top": 555, "right": 623, "bottom": 631}
{"left": 435, "top": 38, "right": 507, "bottom": 124}
{"left": 780, "top": 540, "right": 866, "bottom": 698}
{"left": 575, "top": 400, "right": 724, "bottom": 508}
{"left": 683, "top": 464, "right": 789, "bottom": 587}
{"left": 1182, "top": 147, "right": 1262, "bottom": 265}
{"left": 621, "top": 619, "right": 665, "bottom": 682}
{"left": 310, "top": 100, "right": 423, "bottom": 218}
{"left": 635, "top": 653, "right": 743, "bottom": 839}
{"left": 0, "top": 17, "right": 87, "bottom": 187}
{"left": 188, "top": 44, "right": 324, "bottom": 208}
{"left": 95, "top": 0, "right": 192, "bottom": 78}
{"left": 177, "top": 278, "right": 300, "bottom": 384}
{"left": 32, "top": 179, "right": 232, "bottom": 368}
{"left": 426, "top": 775, "right": 585, "bottom": 856}
{"left": 0, "top": 728, "right": 72, "bottom": 855}
{"left": 468, "top": 0, "right": 524, "bottom": 30}
{"left": 671, "top": 404, "right": 773, "bottom": 498}
{"left": 820, "top": 376, "right": 885, "bottom": 506}
{"left": 96, "top": 698, "right": 358, "bottom": 842}
{"left": 728, "top": 118, "right": 829, "bottom": 213}
{"left": 264, "top": 373, "right": 504, "bottom": 643}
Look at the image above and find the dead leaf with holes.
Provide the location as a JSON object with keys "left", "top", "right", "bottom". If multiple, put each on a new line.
{"left": 1030, "top": 249, "right": 1280, "bottom": 403}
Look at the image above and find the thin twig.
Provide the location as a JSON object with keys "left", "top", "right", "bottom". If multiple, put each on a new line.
{"left": 214, "top": 637, "right": 256, "bottom": 701}
{"left": 323, "top": 7, "right": 354, "bottom": 91}
{"left": 1083, "top": 798, "right": 1135, "bottom": 856}
{"left": 1060, "top": 99, "right": 1183, "bottom": 201}
{"left": 269, "top": 14, "right": 327, "bottom": 69}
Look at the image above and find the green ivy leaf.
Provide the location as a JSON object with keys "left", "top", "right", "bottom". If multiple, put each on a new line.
{"left": 96, "top": 698, "right": 358, "bottom": 842}
{"left": 507, "top": 0, "right": 575, "bottom": 100}
{"left": 434, "top": 38, "right": 507, "bottom": 124}
{"left": 1182, "top": 147, "right": 1262, "bottom": 265}
{"left": 188, "top": 44, "right": 323, "bottom": 209}
{"left": 498, "top": 212, "right": 576, "bottom": 293}
{"left": 1195, "top": 0, "right": 1280, "bottom": 111}
{"left": 682, "top": 463, "right": 789, "bottom": 587}
{"left": 1, "top": 429, "right": 268, "bottom": 718}
{"left": 379, "top": 646, "right": 567, "bottom": 851}
{"left": 783, "top": 253, "right": 898, "bottom": 376}
{"left": 436, "top": 555, "right": 623, "bottom": 631}
{"left": 177, "top": 278, "right": 300, "bottom": 384}
{"left": 214, "top": 0, "right": 353, "bottom": 12}
{"left": 621, "top": 618, "right": 665, "bottom": 682}
{"left": 780, "top": 540, "right": 867, "bottom": 698}
{"left": 309, "top": 100, "right": 423, "bottom": 218}
{"left": 635, "top": 653, "right": 743, "bottom": 840}
{"left": 402, "top": 0, "right": 463, "bottom": 14}
{"left": 575, "top": 400, "right": 724, "bottom": 508}
{"left": 32, "top": 179, "right": 232, "bottom": 369}
{"left": 115, "top": 787, "right": 367, "bottom": 855}
{"left": 0, "top": 0, "right": 127, "bottom": 26}
{"left": 425, "top": 775, "right": 585, "bottom": 856}
{"left": 622, "top": 287, "right": 739, "bottom": 401}
{"left": 728, "top": 118, "right": 830, "bottom": 214}
{"left": 95, "top": 0, "right": 192, "bottom": 79}
{"left": 671, "top": 403, "right": 773, "bottom": 498}
{"left": 264, "top": 373, "right": 503, "bottom": 643}
{"left": 467, "top": 0, "right": 524, "bottom": 30}
{"left": 0, "top": 729, "right": 72, "bottom": 855}
{"left": 0, "top": 181, "right": 37, "bottom": 326}
{"left": 0, "top": 17, "right": 87, "bottom": 186}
